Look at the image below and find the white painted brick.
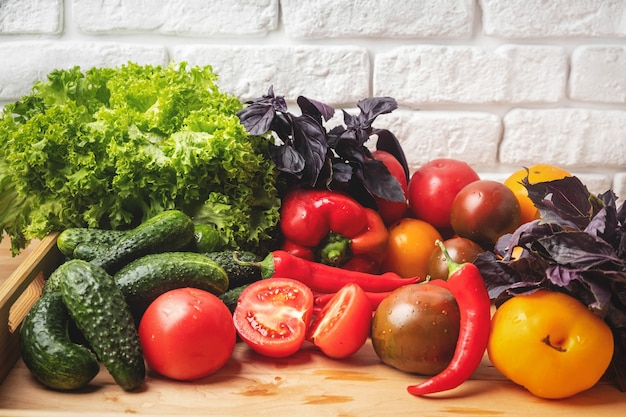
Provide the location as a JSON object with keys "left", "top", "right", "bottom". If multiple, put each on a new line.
{"left": 0, "top": 0, "right": 62, "bottom": 33}
{"left": 374, "top": 45, "right": 567, "bottom": 106}
{"left": 72, "top": 0, "right": 278, "bottom": 36}
{"left": 374, "top": 110, "right": 502, "bottom": 172}
{"left": 574, "top": 173, "right": 614, "bottom": 197}
{"left": 0, "top": 42, "right": 168, "bottom": 101}
{"left": 173, "top": 45, "right": 370, "bottom": 104}
{"left": 281, "top": 0, "right": 474, "bottom": 39}
{"left": 570, "top": 45, "right": 626, "bottom": 103}
{"left": 500, "top": 109, "right": 626, "bottom": 168}
{"left": 481, "top": 0, "right": 626, "bottom": 38}
{"left": 613, "top": 172, "right": 626, "bottom": 203}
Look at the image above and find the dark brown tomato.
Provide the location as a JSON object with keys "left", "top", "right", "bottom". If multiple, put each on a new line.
{"left": 426, "top": 236, "right": 485, "bottom": 281}
{"left": 371, "top": 284, "right": 460, "bottom": 376}
{"left": 450, "top": 180, "right": 522, "bottom": 247}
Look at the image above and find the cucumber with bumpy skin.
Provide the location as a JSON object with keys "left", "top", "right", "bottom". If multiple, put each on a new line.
{"left": 205, "top": 250, "right": 262, "bottom": 289}
{"left": 90, "top": 210, "right": 195, "bottom": 274}
{"left": 72, "top": 242, "right": 111, "bottom": 261}
{"left": 56, "top": 228, "right": 126, "bottom": 257}
{"left": 60, "top": 259, "right": 145, "bottom": 391}
{"left": 114, "top": 251, "right": 229, "bottom": 321}
{"left": 20, "top": 292, "right": 100, "bottom": 391}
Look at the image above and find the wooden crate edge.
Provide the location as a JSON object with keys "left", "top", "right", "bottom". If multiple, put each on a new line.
{"left": 0, "top": 233, "right": 63, "bottom": 384}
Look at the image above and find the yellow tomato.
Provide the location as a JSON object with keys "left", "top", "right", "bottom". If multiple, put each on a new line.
{"left": 380, "top": 218, "right": 442, "bottom": 279}
{"left": 503, "top": 164, "right": 571, "bottom": 224}
{"left": 488, "top": 290, "right": 614, "bottom": 399}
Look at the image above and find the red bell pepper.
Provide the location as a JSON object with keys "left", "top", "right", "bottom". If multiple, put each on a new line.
{"left": 279, "top": 188, "right": 389, "bottom": 273}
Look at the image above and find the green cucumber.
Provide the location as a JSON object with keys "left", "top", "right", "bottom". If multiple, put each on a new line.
{"left": 57, "top": 228, "right": 126, "bottom": 257}
{"left": 72, "top": 242, "right": 110, "bottom": 261}
{"left": 90, "top": 210, "right": 195, "bottom": 274}
{"left": 20, "top": 292, "right": 100, "bottom": 391}
{"left": 114, "top": 251, "right": 229, "bottom": 321}
{"left": 205, "top": 250, "right": 262, "bottom": 289}
{"left": 193, "top": 223, "right": 223, "bottom": 253}
{"left": 218, "top": 284, "right": 249, "bottom": 314}
{"left": 59, "top": 260, "right": 145, "bottom": 391}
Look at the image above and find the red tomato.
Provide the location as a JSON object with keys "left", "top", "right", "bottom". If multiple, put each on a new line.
{"left": 138, "top": 288, "right": 236, "bottom": 381}
{"left": 233, "top": 278, "right": 314, "bottom": 358}
{"left": 372, "top": 150, "right": 409, "bottom": 225}
{"left": 307, "top": 283, "right": 373, "bottom": 359}
{"left": 407, "top": 158, "right": 480, "bottom": 230}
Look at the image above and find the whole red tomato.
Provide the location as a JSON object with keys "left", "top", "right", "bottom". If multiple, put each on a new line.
{"left": 407, "top": 158, "right": 480, "bottom": 230}
{"left": 138, "top": 288, "right": 236, "bottom": 381}
{"left": 450, "top": 180, "right": 522, "bottom": 247}
{"left": 307, "top": 283, "right": 373, "bottom": 359}
{"left": 372, "top": 150, "right": 408, "bottom": 225}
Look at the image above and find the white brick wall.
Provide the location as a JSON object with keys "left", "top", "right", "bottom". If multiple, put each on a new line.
{"left": 0, "top": 0, "right": 625, "bottom": 200}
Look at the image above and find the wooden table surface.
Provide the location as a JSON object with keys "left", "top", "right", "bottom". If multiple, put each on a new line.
{"left": 0, "top": 237, "right": 624, "bottom": 417}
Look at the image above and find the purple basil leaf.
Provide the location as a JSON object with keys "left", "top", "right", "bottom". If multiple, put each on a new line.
{"left": 362, "top": 159, "right": 406, "bottom": 202}
{"left": 268, "top": 143, "right": 305, "bottom": 176}
{"left": 326, "top": 125, "right": 346, "bottom": 148}
{"left": 558, "top": 270, "right": 613, "bottom": 316}
{"left": 525, "top": 176, "right": 593, "bottom": 230}
{"left": 617, "top": 200, "right": 626, "bottom": 260}
{"left": 493, "top": 220, "right": 564, "bottom": 260}
{"left": 292, "top": 115, "right": 328, "bottom": 187}
{"left": 331, "top": 160, "right": 353, "bottom": 184}
{"left": 297, "top": 96, "right": 335, "bottom": 123}
{"left": 535, "top": 231, "right": 624, "bottom": 270}
{"left": 342, "top": 109, "right": 359, "bottom": 129}
{"left": 374, "top": 128, "right": 410, "bottom": 183}
{"left": 357, "top": 97, "right": 398, "bottom": 123}
{"left": 474, "top": 251, "right": 548, "bottom": 300}
{"left": 236, "top": 104, "right": 276, "bottom": 136}
{"left": 545, "top": 264, "right": 582, "bottom": 287}
{"left": 334, "top": 134, "right": 365, "bottom": 163}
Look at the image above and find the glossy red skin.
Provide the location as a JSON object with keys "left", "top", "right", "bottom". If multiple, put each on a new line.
{"left": 372, "top": 150, "right": 409, "bottom": 225}
{"left": 307, "top": 283, "right": 373, "bottom": 359}
{"left": 280, "top": 188, "right": 389, "bottom": 273}
{"left": 233, "top": 278, "right": 314, "bottom": 358}
{"left": 450, "top": 180, "right": 522, "bottom": 247}
{"left": 138, "top": 288, "right": 236, "bottom": 381}
{"left": 407, "top": 159, "right": 480, "bottom": 229}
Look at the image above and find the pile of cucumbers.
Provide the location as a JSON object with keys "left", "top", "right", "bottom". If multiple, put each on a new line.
{"left": 19, "top": 210, "right": 262, "bottom": 391}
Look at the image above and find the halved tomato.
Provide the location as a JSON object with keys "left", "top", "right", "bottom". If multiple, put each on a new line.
{"left": 307, "top": 283, "right": 373, "bottom": 359}
{"left": 233, "top": 278, "right": 314, "bottom": 358}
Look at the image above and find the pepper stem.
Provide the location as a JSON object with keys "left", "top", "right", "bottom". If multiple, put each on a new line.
{"left": 318, "top": 232, "right": 351, "bottom": 267}
{"left": 233, "top": 251, "right": 274, "bottom": 279}
{"left": 436, "top": 239, "right": 463, "bottom": 278}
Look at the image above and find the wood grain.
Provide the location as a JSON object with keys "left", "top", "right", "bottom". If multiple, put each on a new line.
{"left": 0, "top": 235, "right": 624, "bottom": 416}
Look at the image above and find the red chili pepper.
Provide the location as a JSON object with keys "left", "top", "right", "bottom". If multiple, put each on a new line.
{"left": 279, "top": 188, "right": 388, "bottom": 273}
{"left": 241, "top": 250, "right": 421, "bottom": 294}
{"left": 407, "top": 240, "right": 491, "bottom": 396}
{"left": 314, "top": 290, "right": 391, "bottom": 311}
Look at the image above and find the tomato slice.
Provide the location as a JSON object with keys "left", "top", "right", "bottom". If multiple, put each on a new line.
{"left": 233, "top": 278, "right": 314, "bottom": 358}
{"left": 307, "top": 283, "right": 373, "bottom": 359}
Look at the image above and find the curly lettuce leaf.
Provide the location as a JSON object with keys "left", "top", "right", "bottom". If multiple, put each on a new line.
{"left": 0, "top": 62, "right": 280, "bottom": 255}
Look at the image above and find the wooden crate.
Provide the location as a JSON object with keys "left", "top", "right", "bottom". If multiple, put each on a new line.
{"left": 0, "top": 235, "right": 624, "bottom": 417}
{"left": 0, "top": 234, "right": 62, "bottom": 385}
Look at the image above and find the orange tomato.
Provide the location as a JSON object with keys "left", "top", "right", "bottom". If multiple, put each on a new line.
{"left": 503, "top": 164, "right": 571, "bottom": 224}
{"left": 381, "top": 218, "right": 442, "bottom": 279}
{"left": 488, "top": 290, "right": 614, "bottom": 399}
